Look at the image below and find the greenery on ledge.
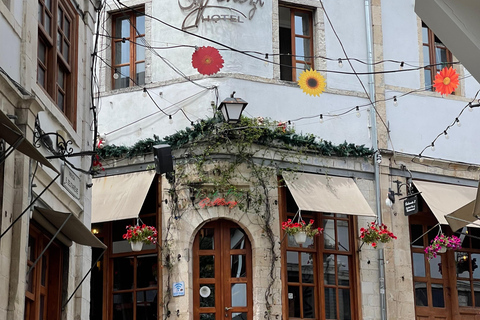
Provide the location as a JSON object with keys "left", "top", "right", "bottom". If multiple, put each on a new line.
{"left": 97, "top": 116, "right": 374, "bottom": 160}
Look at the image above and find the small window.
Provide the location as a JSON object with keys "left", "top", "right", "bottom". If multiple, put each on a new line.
{"left": 112, "top": 9, "right": 145, "bottom": 89}
{"left": 279, "top": 6, "right": 314, "bottom": 81}
{"left": 422, "top": 22, "right": 454, "bottom": 92}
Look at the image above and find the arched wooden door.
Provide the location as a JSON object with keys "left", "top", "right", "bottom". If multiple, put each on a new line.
{"left": 193, "top": 220, "right": 253, "bottom": 320}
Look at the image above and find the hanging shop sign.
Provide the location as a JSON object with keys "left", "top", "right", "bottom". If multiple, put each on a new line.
{"left": 404, "top": 195, "right": 418, "bottom": 216}
{"left": 62, "top": 164, "right": 80, "bottom": 199}
{"left": 179, "top": 0, "right": 264, "bottom": 30}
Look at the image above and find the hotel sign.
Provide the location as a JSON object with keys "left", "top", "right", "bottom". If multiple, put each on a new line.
{"left": 179, "top": 0, "right": 264, "bottom": 30}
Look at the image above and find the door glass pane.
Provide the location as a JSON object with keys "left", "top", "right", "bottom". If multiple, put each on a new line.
{"left": 301, "top": 252, "right": 314, "bottom": 283}
{"left": 199, "top": 229, "right": 214, "bottom": 250}
{"left": 429, "top": 255, "right": 442, "bottom": 279}
{"left": 231, "top": 283, "right": 246, "bottom": 307}
{"left": 337, "top": 220, "right": 349, "bottom": 251}
{"left": 113, "top": 293, "right": 134, "bottom": 320}
{"left": 339, "top": 288, "right": 351, "bottom": 320}
{"left": 199, "top": 255, "right": 215, "bottom": 278}
{"left": 115, "top": 41, "right": 130, "bottom": 65}
{"left": 199, "top": 284, "right": 215, "bottom": 307}
{"left": 324, "top": 254, "right": 335, "bottom": 285}
{"left": 457, "top": 280, "right": 472, "bottom": 306}
{"left": 456, "top": 252, "right": 470, "bottom": 278}
{"left": 303, "top": 287, "right": 315, "bottom": 318}
{"left": 26, "top": 266, "right": 34, "bottom": 292}
{"left": 324, "top": 288, "right": 337, "bottom": 319}
{"left": 324, "top": 219, "right": 335, "bottom": 249}
{"left": 231, "top": 228, "right": 246, "bottom": 249}
{"left": 116, "top": 17, "right": 130, "bottom": 38}
{"left": 39, "top": 295, "right": 45, "bottom": 320}
{"left": 431, "top": 284, "right": 444, "bottom": 308}
{"left": 136, "top": 14, "right": 145, "bottom": 34}
{"left": 287, "top": 251, "right": 299, "bottom": 283}
{"left": 231, "top": 255, "right": 246, "bottom": 278}
{"left": 474, "top": 281, "right": 480, "bottom": 307}
{"left": 114, "top": 257, "right": 134, "bottom": 290}
{"left": 232, "top": 313, "right": 247, "bottom": 320}
{"left": 137, "top": 255, "right": 158, "bottom": 288}
{"left": 413, "top": 253, "right": 426, "bottom": 277}
{"left": 294, "top": 12, "right": 309, "bottom": 36}
{"left": 136, "top": 290, "right": 157, "bottom": 320}
{"left": 287, "top": 286, "right": 300, "bottom": 317}
{"left": 337, "top": 255, "right": 350, "bottom": 286}
{"left": 41, "top": 256, "right": 47, "bottom": 286}
{"left": 473, "top": 254, "right": 480, "bottom": 279}
{"left": 200, "top": 314, "right": 215, "bottom": 320}
{"left": 415, "top": 282, "right": 428, "bottom": 306}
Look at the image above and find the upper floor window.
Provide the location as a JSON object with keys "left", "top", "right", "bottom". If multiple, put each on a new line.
{"left": 422, "top": 22, "right": 454, "bottom": 91}
{"left": 279, "top": 6, "right": 314, "bottom": 81}
{"left": 37, "top": 0, "right": 77, "bottom": 127}
{"left": 112, "top": 9, "right": 145, "bottom": 89}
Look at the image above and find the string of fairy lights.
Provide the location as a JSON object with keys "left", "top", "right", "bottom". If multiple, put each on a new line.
{"left": 91, "top": 0, "right": 479, "bottom": 171}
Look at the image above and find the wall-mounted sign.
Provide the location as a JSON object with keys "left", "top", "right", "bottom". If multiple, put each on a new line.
{"left": 62, "top": 165, "right": 80, "bottom": 199}
{"left": 404, "top": 195, "right": 418, "bottom": 216}
{"left": 179, "top": 0, "right": 265, "bottom": 30}
{"left": 173, "top": 281, "right": 185, "bottom": 297}
{"left": 199, "top": 197, "right": 238, "bottom": 209}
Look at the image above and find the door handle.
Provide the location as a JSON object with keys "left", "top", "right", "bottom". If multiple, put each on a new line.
{"left": 225, "top": 307, "right": 233, "bottom": 311}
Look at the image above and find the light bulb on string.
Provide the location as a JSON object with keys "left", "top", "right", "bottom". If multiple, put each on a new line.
{"left": 355, "top": 106, "right": 361, "bottom": 118}
{"left": 469, "top": 103, "right": 474, "bottom": 112}
{"left": 338, "top": 58, "right": 343, "bottom": 68}
{"left": 456, "top": 118, "right": 461, "bottom": 127}
{"left": 419, "top": 155, "right": 424, "bottom": 163}
{"left": 393, "top": 96, "right": 398, "bottom": 107}
{"left": 444, "top": 130, "right": 449, "bottom": 139}
{"left": 430, "top": 143, "right": 435, "bottom": 151}
{"left": 142, "top": 88, "right": 147, "bottom": 97}
{"left": 113, "top": 69, "right": 120, "bottom": 80}
{"left": 169, "top": 115, "right": 173, "bottom": 124}
{"left": 399, "top": 61, "right": 404, "bottom": 70}
{"left": 319, "top": 114, "right": 324, "bottom": 123}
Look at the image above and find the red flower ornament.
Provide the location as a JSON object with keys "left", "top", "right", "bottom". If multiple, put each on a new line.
{"left": 192, "top": 46, "right": 224, "bottom": 75}
{"left": 433, "top": 66, "right": 459, "bottom": 96}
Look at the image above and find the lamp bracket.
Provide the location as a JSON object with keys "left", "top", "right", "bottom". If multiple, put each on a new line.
{"left": 34, "top": 118, "right": 73, "bottom": 157}
{"left": 393, "top": 178, "right": 413, "bottom": 196}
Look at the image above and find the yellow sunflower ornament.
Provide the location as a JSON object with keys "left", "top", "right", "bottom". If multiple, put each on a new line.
{"left": 298, "top": 69, "right": 326, "bottom": 97}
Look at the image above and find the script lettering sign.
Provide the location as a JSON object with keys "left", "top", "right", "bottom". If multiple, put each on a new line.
{"left": 404, "top": 195, "right": 418, "bottom": 216}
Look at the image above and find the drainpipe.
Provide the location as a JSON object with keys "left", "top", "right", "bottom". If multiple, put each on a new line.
{"left": 364, "top": 1, "right": 387, "bottom": 320}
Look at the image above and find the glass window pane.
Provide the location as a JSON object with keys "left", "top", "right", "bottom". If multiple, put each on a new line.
{"left": 38, "top": 4, "right": 42, "bottom": 23}
{"left": 287, "top": 286, "right": 300, "bottom": 318}
{"left": 199, "top": 229, "right": 214, "bottom": 250}
{"left": 57, "top": 31, "right": 61, "bottom": 50}
{"left": 45, "top": 0, "right": 51, "bottom": 10}
{"left": 41, "top": 257, "right": 47, "bottom": 286}
{"left": 413, "top": 253, "right": 426, "bottom": 277}
{"left": 339, "top": 288, "right": 351, "bottom": 320}
{"left": 230, "top": 228, "right": 246, "bottom": 249}
{"left": 26, "top": 266, "right": 34, "bottom": 292}
{"left": 136, "top": 290, "right": 157, "bottom": 320}
{"left": 324, "top": 288, "right": 337, "bottom": 319}
{"left": 38, "top": 41, "right": 46, "bottom": 64}
{"left": 113, "top": 293, "right": 134, "bottom": 319}
{"left": 424, "top": 70, "right": 432, "bottom": 90}
{"left": 136, "top": 62, "right": 145, "bottom": 85}
{"left": 415, "top": 282, "right": 428, "bottom": 306}
{"left": 37, "top": 67, "right": 45, "bottom": 87}
{"left": 422, "top": 26, "right": 429, "bottom": 43}
{"left": 423, "top": 46, "right": 430, "bottom": 65}
{"left": 324, "top": 254, "right": 336, "bottom": 285}
{"left": 39, "top": 295, "right": 45, "bottom": 320}
{"left": 457, "top": 280, "right": 472, "bottom": 306}
{"left": 136, "top": 14, "right": 145, "bottom": 34}
{"left": 231, "top": 255, "right": 246, "bottom": 278}
{"left": 231, "top": 283, "right": 246, "bottom": 307}
{"left": 199, "top": 284, "right": 215, "bottom": 307}
{"left": 429, "top": 255, "right": 442, "bottom": 279}
{"left": 294, "top": 12, "right": 309, "bottom": 36}
{"left": 324, "top": 219, "right": 335, "bottom": 250}
{"left": 63, "top": 42, "right": 69, "bottom": 60}
{"left": 337, "top": 220, "right": 349, "bottom": 251}
{"left": 116, "top": 17, "right": 131, "bottom": 38}
{"left": 199, "top": 255, "right": 215, "bottom": 278}
{"left": 456, "top": 252, "right": 470, "bottom": 278}
{"left": 431, "top": 284, "right": 445, "bottom": 308}
{"left": 200, "top": 314, "right": 215, "bottom": 320}
{"left": 287, "top": 251, "right": 299, "bottom": 283}
{"left": 410, "top": 224, "right": 424, "bottom": 248}
{"left": 474, "top": 281, "right": 480, "bottom": 307}
{"left": 115, "top": 41, "right": 130, "bottom": 65}
{"left": 435, "top": 47, "right": 448, "bottom": 65}
{"left": 58, "top": 68, "right": 64, "bottom": 89}
{"left": 301, "top": 252, "right": 314, "bottom": 283}
{"left": 57, "top": 91, "right": 64, "bottom": 111}
{"left": 472, "top": 254, "right": 480, "bottom": 279}
{"left": 337, "top": 255, "right": 350, "bottom": 286}
{"left": 65, "top": 19, "right": 70, "bottom": 39}
{"left": 57, "top": 7, "right": 63, "bottom": 28}
{"left": 232, "top": 313, "right": 247, "bottom": 320}
{"left": 136, "top": 36, "right": 145, "bottom": 61}
{"left": 302, "top": 287, "right": 315, "bottom": 318}
{"left": 295, "top": 37, "right": 309, "bottom": 59}
{"left": 137, "top": 255, "right": 158, "bottom": 288}
{"left": 45, "top": 15, "right": 51, "bottom": 34}
{"left": 113, "top": 257, "right": 134, "bottom": 290}
{"left": 295, "top": 62, "right": 310, "bottom": 81}
{"left": 114, "top": 66, "right": 130, "bottom": 89}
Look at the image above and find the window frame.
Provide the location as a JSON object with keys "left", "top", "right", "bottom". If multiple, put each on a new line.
{"left": 279, "top": 5, "right": 314, "bottom": 82}
{"left": 37, "top": 0, "right": 78, "bottom": 128}
{"left": 111, "top": 8, "right": 145, "bottom": 89}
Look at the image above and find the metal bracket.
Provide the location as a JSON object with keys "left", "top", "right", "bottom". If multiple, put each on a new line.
{"left": 34, "top": 117, "right": 73, "bottom": 157}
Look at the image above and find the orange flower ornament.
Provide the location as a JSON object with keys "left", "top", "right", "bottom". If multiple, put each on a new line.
{"left": 192, "top": 46, "right": 224, "bottom": 75}
{"left": 433, "top": 66, "right": 459, "bottom": 96}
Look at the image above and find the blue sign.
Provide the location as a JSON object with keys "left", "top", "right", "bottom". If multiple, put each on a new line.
{"left": 173, "top": 281, "right": 185, "bottom": 297}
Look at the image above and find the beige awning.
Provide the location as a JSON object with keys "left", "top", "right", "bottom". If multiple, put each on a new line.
{"left": 0, "top": 110, "right": 58, "bottom": 173}
{"left": 92, "top": 171, "right": 155, "bottom": 223}
{"left": 282, "top": 172, "right": 375, "bottom": 217}
{"left": 444, "top": 180, "right": 480, "bottom": 231}
{"left": 34, "top": 207, "right": 106, "bottom": 249}
{"left": 413, "top": 180, "right": 480, "bottom": 231}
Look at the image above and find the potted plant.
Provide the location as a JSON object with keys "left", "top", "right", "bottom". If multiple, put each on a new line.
{"left": 424, "top": 234, "right": 461, "bottom": 260}
{"left": 282, "top": 219, "right": 323, "bottom": 245}
{"left": 359, "top": 222, "right": 397, "bottom": 249}
{"left": 123, "top": 224, "right": 158, "bottom": 251}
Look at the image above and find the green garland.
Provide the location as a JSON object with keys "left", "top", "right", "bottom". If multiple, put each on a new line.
{"left": 97, "top": 116, "right": 374, "bottom": 159}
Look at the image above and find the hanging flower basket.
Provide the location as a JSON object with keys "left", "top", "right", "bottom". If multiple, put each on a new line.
{"left": 282, "top": 219, "right": 323, "bottom": 245}
{"left": 359, "top": 222, "right": 397, "bottom": 249}
{"left": 123, "top": 224, "right": 158, "bottom": 252}
{"left": 425, "top": 234, "right": 461, "bottom": 260}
